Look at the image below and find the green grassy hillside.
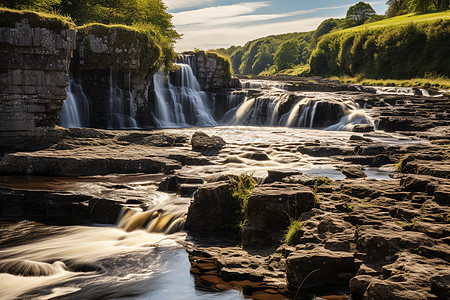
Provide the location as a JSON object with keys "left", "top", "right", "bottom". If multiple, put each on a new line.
{"left": 309, "top": 10, "right": 450, "bottom": 79}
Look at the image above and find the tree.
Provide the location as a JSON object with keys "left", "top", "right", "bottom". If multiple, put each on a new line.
{"left": 386, "top": 0, "right": 409, "bottom": 17}
{"left": 252, "top": 43, "right": 273, "bottom": 74}
{"left": 274, "top": 39, "right": 299, "bottom": 71}
{"left": 0, "top": 0, "right": 60, "bottom": 12}
{"left": 346, "top": 2, "right": 376, "bottom": 25}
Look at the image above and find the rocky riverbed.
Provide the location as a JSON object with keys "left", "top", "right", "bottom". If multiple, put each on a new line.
{"left": 0, "top": 89, "right": 449, "bottom": 299}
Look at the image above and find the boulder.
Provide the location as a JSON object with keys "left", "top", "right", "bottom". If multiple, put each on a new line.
{"left": 241, "top": 183, "right": 315, "bottom": 246}
{"left": 349, "top": 275, "right": 375, "bottom": 299}
{"left": 191, "top": 131, "right": 226, "bottom": 154}
{"left": 339, "top": 166, "right": 367, "bottom": 178}
{"left": 185, "top": 181, "right": 238, "bottom": 236}
{"left": 286, "top": 246, "right": 356, "bottom": 290}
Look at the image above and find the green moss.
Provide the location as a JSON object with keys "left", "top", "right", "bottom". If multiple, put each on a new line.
{"left": 229, "top": 173, "right": 257, "bottom": 228}
{"left": 76, "top": 23, "right": 162, "bottom": 76}
{"left": 0, "top": 7, "right": 74, "bottom": 31}
{"left": 283, "top": 220, "right": 303, "bottom": 245}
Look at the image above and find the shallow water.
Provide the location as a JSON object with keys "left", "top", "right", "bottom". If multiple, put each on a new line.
{"left": 0, "top": 126, "right": 426, "bottom": 299}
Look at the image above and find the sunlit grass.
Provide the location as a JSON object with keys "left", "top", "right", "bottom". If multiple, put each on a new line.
{"left": 332, "top": 73, "right": 450, "bottom": 89}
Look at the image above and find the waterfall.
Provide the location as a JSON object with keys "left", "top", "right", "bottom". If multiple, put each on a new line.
{"left": 152, "top": 64, "right": 216, "bottom": 128}
{"left": 117, "top": 207, "right": 186, "bottom": 234}
{"left": 108, "top": 70, "right": 138, "bottom": 129}
{"left": 58, "top": 80, "right": 90, "bottom": 128}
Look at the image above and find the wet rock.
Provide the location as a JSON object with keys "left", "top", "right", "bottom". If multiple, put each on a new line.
{"left": 281, "top": 174, "right": 317, "bottom": 186}
{"left": 178, "top": 184, "right": 201, "bottom": 197}
{"left": 352, "top": 124, "right": 374, "bottom": 132}
{"left": 339, "top": 166, "right": 367, "bottom": 179}
{"left": 265, "top": 169, "right": 302, "bottom": 183}
{"left": 371, "top": 154, "right": 392, "bottom": 166}
{"left": 191, "top": 131, "right": 226, "bottom": 154}
{"left": 286, "top": 246, "right": 356, "bottom": 290}
{"left": 159, "top": 174, "right": 204, "bottom": 193}
{"left": 185, "top": 181, "right": 238, "bottom": 236}
{"left": 242, "top": 183, "right": 315, "bottom": 246}
{"left": 242, "top": 151, "right": 270, "bottom": 161}
{"left": 355, "top": 225, "right": 435, "bottom": 261}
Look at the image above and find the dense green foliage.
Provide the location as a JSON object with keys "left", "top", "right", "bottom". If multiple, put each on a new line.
{"left": 387, "top": 0, "right": 449, "bottom": 16}
{"left": 213, "top": 32, "right": 313, "bottom": 75}
{"left": 346, "top": 1, "right": 376, "bottom": 25}
{"left": 0, "top": 0, "right": 178, "bottom": 70}
{"left": 309, "top": 18, "right": 450, "bottom": 78}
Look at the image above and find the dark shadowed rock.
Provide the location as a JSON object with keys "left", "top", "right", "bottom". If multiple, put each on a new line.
{"left": 241, "top": 183, "right": 315, "bottom": 247}
{"left": 241, "top": 151, "right": 270, "bottom": 161}
{"left": 159, "top": 174, "right": 204, "bottom": 193}
{"left": 352, "top": 124, "right": 374, "bottom": 132}
{"left": 191, "top": 131, "right": 226, "bottom": 154}
{"left": 185, "top": 181, "right": 238, "bottom": 236}
{"left": 349, "top": 275, "right": 375, "bottom": 299}
{"left": 265, "top": 169, "right": 302, "bottom": 183}
{"left": 339, "top": 166, "right": 367, "bottom": 178}
{"left": 287, "top": 246, "right": 356, "bottom": 290}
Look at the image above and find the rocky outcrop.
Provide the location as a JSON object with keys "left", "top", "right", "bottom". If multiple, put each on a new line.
{"left": 191, "top": 131, "right": 226, "bottom": 154}
{"left": 185, "top": 181, "right": 239, "bottom": 236}
{"left": 0, "top": 9, "right": 76, "bottom": 151}
{"left": 71, "top": 24, "right": 162, "bottom": 128}
{"left": 242, "top": 183, "right": 316, "bottom": 246}
{"left": 178, "top": 51, "right": 233, "bottom": 90}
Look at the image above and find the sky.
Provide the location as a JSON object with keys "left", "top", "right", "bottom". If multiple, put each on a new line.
{"left": 164, "top": 0, "right": 388, "bottom": 51}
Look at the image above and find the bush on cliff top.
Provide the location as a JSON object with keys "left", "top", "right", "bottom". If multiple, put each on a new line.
{"left": 0, "top": 7, "right": 74, "bottom": 30}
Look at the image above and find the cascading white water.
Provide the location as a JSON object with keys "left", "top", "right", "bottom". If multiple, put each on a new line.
{"left": 152, "top": 64, "right": 216, "bottom": 128}
{"left": 223, "top": 92, "right": 374, "bottom": 131}
{"left": 58, "top": 80, "right": 90, "bottom": 128}
{"left": 108, "top": 70, "right": 138, "bottom": 129}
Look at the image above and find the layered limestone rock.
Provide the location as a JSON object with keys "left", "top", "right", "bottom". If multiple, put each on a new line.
{"left": 178, "top": 51, "right": 233, "bottom": 90}
{"left": 0, "top": 9, "right": 76, "bottom": 151}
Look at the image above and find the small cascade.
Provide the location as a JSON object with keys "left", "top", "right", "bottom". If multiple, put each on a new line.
{"left": 108, "top": 70, "right": 138, "bottom": 129}
{"left": 58, "top": 80, "right": 90, "bottom": 128}
{"left": 117, "top": 207, "right": 186, "bottom": 234}
{"left": 152, "top": 64, "right": 216, "bottom": 128}
{"left": 222, "top": 91, "right": 374, "bottom": 131}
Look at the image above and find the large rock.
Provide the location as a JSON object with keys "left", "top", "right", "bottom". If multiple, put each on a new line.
{"left": 355, "top": 225, "right": 435, "bottom": 261}
{"left": 191, "top": 131, "right": 226, "bottom": 154}
{"left": 364, "top": 252, "right": 450, "bottom": 300}
{"left": 286, "top": 246, "right": 356, "bottom": 290}
{"left": 185, "top": 181, "right": 238, "bottom": 236}
{"left": 241, "top": 183, "right": 315, "bottom": 246}
{"left": 339, "top": 166, "right": 367, "bottom": 178}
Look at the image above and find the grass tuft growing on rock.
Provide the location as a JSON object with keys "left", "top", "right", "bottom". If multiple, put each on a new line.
{"left": 283, "top": 220, "right": 303, "bottom": 245}
{"left": 230, "top": 173, "right": 256, "bottom": 228}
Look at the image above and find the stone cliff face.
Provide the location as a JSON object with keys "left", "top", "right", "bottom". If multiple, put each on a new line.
{"left": 71, "top": 24, "right": 161, "bottom": 128}
{"left": 178, "top": 51, "right": 233, "bottom": 90}
{"left": 0, "top": 11, "right": 76, "bottom": 151}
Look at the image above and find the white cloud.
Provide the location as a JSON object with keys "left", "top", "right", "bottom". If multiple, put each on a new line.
{"left": 172, "top": 2, "right": 271, "bottom": 26}
{"left": 175, "top": 17, "right": 327, "bottom": 51}
{"left": 163, "top": 0, "right": 217, "bottom": 10}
